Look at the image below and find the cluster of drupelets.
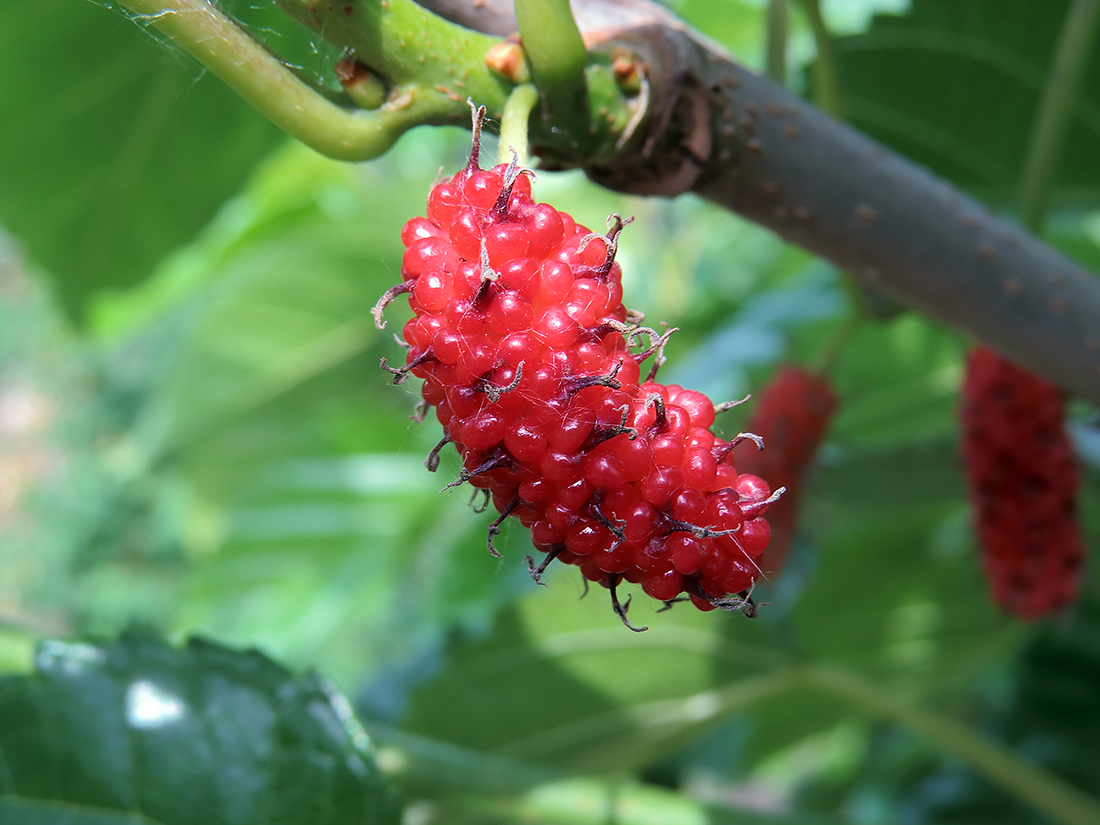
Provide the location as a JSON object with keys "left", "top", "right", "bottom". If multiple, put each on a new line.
{"left": 961, "top": 346, "right": 1085, "bottom": 619}
{"left": 737, "top": 366, "right": 836, "bottom": 575}
{"left": 375, "top": 117, "right": 783, "bottom": 629}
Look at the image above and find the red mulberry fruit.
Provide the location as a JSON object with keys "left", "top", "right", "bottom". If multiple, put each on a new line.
{"left": 960, "top": 345, "right": 1085, "bottom": 619}
{"left": 737, "top": 366, "right": 836, "bottom": 575}
{"left": 375, "top": 114, "right": 783, "bottom": 630}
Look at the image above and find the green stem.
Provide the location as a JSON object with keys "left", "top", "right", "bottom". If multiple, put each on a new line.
{"left": 118, "top": 0, "right": 517, "bottom": 161}
{"left": 499, "top": 83, "right": 539, "bottom": 167}
{"left": 806, "top": 666, "right": 1100, "bottom": 825}
{"left": 274, "top": 0, "right": 507, "bottom": 101}
{"left": 811, "top": 306, "right": 864, "bottom": 377}
{"left": 514, "top": 0, "right": 589, "bottom": 123}
{"left": 797, "top": 0, "right": 841, "bottom": 116}
{"left": 495, "top": 668, "right": 805, "bottom": 773}
{"left": 122, "top": 0, "right": 632, "bottom": 167}
{"left": 274, "top": 0, "right": 630, "bottom": 165}
{"left": 766, "top": 0, "right": 789, "bottom": 86}
{"left": 117, "top": 0, "right": 436, "bottom": 160}
{"left": 1019, "top": 0, "right": 1100, "bottom": 231}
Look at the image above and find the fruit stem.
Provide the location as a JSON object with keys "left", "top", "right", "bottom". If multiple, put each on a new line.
{"left": 811, "top": 307, "right": 864, "bottom": 378}
{"left": 805, "top": 665, "right": 1100, "bottom": 825}
{"left": 1020, "top": 0, "right": 1100, "bottom": 232}
{"left": 515, "top": 0, "right": 589, "bottom": 124}
{"left": 499, "top": 83, "right": 539, "bottom": 167}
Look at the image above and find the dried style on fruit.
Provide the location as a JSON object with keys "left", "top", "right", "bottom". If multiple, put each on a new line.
{"left": 961, "top": 345, "right": 1084, "bottom": 619}
{"left": 737, "top": 366, "right": 836, "bottom": 574}
{"left": 375, "top": 114, "right": 782, "bottom": 629}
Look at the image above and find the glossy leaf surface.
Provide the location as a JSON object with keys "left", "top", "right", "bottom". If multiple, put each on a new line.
{"left": 0, "top": 635, "right": 402, "bottom": 825}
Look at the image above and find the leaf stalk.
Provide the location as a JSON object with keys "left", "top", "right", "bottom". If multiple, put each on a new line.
{"left": 797, "top": 0, "right": 841, "bottom": 115}
{"left": 1020, "top": 0, "right": 1100, "bottom": 230}
{"left": 766, "top": 0, "right": 788, "bottom": 85}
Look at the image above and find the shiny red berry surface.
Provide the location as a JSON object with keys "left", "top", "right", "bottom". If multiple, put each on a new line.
{"left": 375, "top": 141, "right": 783, "bottom": 628}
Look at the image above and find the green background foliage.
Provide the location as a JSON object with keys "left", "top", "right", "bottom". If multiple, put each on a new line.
{"left": 1, "top": 0, "right": 1099, "bottom": 822}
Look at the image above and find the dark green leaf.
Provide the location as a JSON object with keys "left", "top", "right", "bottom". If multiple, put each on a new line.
{"left": 830, "top": 0, "right": 1100, "bottom": 206}
{"left": 0, "top": 3, "right": 282, "bottom": 320}
{"left": 0, "top": 635, "right": 402, "bottom": 825}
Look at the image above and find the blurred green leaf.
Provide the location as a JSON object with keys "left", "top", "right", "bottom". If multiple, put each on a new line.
{"left": 400, "top": 572, "right": 797, "bottom": 773}
{"left": 0, "top": 3, "right": 282, "bottom": 320}
{"left": 0, "top": 634, "right": 402, "bottom": 825}
{"left": 1006, "top": 587, "right": 1100, "bottom": 795}
{"left": 790, "top": 497, "right": 1023, "bottom": 689}
{"left": 175, "top": 451, "right": 532, "bottom": 689}
{"left": 669, "top": 264, "right": 845, "bottom": 404}
{"left": 0, "top": 629, "right": 35, "bottom": 675}
{"left": 831, "top": 0, "right": 1100, "bottom": 207}
{"left": 825, "top": 315, "right": 966, "bottom": 449}
{"left": 117, "top": 138, "right": 463, "bottom": 469}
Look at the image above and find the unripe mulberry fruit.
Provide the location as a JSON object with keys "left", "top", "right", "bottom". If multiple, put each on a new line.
{"left": 737, "top": 366, "right": 836, "bottom": 575}
{"left": 960, "top": 345, "right": 1084, "bottom": 619}
{"left": 375, "top": 112, "right": 784, "bottom": 629}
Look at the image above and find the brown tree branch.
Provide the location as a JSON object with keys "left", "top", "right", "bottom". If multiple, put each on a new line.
{"left": 420, "top": 0, "right": 1100, "bottom": 406}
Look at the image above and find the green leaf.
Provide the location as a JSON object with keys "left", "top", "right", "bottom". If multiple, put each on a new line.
{"left": 830, "top": 0, "right": 1100, "bottom": 206}
{"left": 0, "top": 3, "right": 282, "bottom": 320}
{"left": 176, "top": 451, "right": 533, "bottom": 689}
{"left": 0, "top": 634, "right": 402, "bottom": 825}
{"left": 400, "top": 575, "right": 796, "bottom": 774}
